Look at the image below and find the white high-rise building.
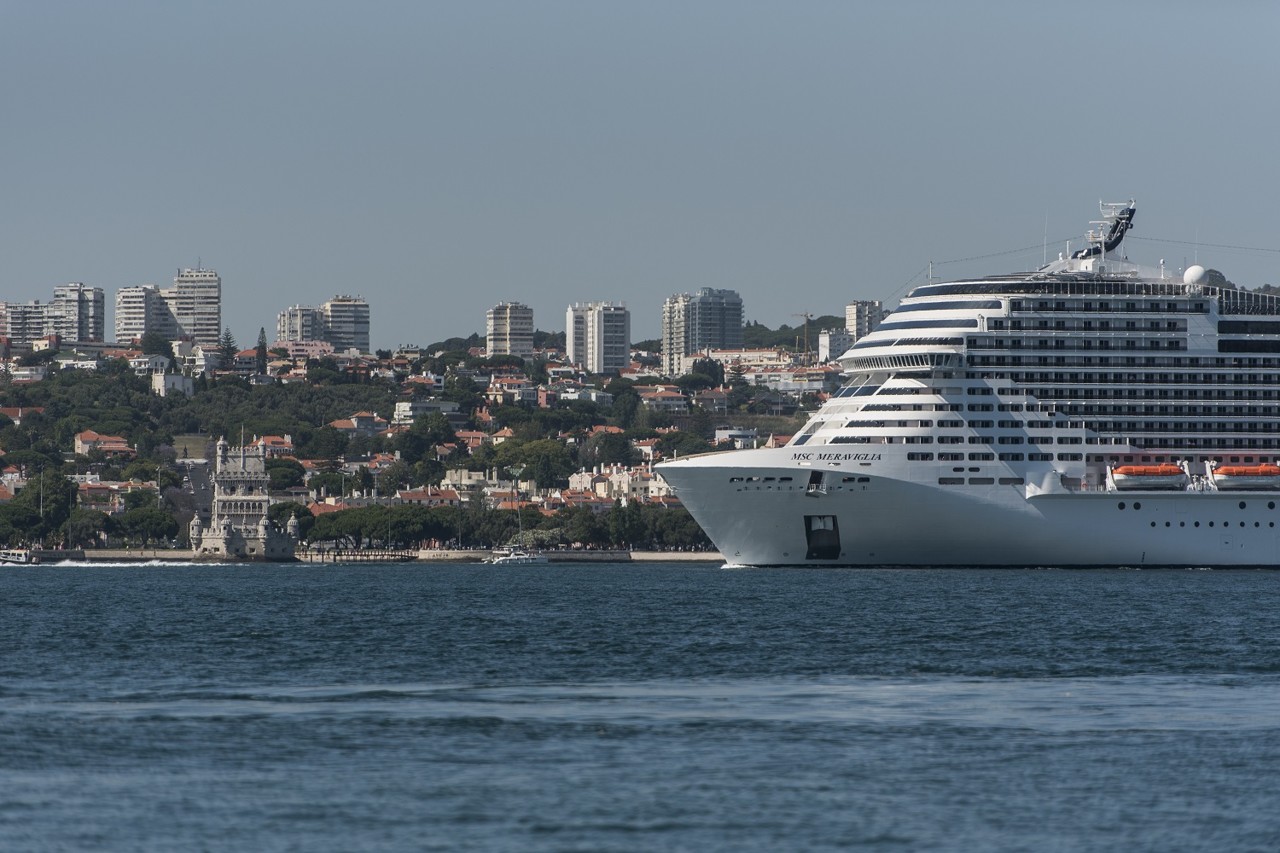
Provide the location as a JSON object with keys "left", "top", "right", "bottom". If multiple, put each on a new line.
{"left": 845, "top": 300, "right": 885, "bottom": 342}
{"left": 0, "top": 301, "right": 48, "bottom": 347}
{"left": 162, "top": 268, "right": 222, "bottom": 348}
{"left": 115, "top": 285, "right": 177, "bottom": 343}
{"left": 276, "top": 305, "right": 326, "bottom": 344}
{"left": 486, "top": 302, "right": 534, "bottom": 358}
{"left": 1, "top": 284, "right": 104, "bottom": 346}
{"left": 566, "top": 302, "right": 630, "bottom": 374}
{"left": 47, "top": 283, "right": 105, "bottom": 342}
{"left": 817, "top": 328, "right": 853, "bottom": 363}
{"left": 273, "top": 296, "right": 371, "bottom": 353}
{"left": 321, "top": 295, "right": 371, "bottom": 353}
{"left": 661, "top": 288, "right": 743, "bottom": 377}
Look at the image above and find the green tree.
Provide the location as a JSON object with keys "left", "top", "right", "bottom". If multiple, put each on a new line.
{"left": 266, "top": 458, "right": 306, "bottom": 491}
{"left": 580, "top": 431, "right": 638, "bottom": 468}
{"left": 216, "top": 327, "right": 239, "bottom": 371}
{"left": 139, "top": 332, "right": 175, "bottom": 363}
{"left": 118, "top": 506, "right": 178, "bottom": 546}
{"left": 64, "top": 509, "right": 112, "bottom": 548}
{"left": 255, "top": 327, "right": 269, "bottom": 375}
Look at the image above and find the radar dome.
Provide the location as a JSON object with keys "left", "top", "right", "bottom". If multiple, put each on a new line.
{"left": 1184, "top": 265, "right": 1206, "bottom": 285}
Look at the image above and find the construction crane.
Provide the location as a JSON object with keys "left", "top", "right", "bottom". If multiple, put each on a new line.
{"left": 792, "top": 312, "right": 814, "bottom": 365}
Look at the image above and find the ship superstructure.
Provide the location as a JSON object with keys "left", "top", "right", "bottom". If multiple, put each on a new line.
{"left": 657, "top": 202, "right": 1280, "bottom": 566}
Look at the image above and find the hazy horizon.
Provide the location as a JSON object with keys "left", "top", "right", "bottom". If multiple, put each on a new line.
{"left": 5, "top": 2, "right": 1279, "bottom": 350}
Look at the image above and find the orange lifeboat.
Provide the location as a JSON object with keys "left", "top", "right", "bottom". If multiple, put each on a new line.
{"left": 1111, "top": 464, "right": 1188, "bottom": 491}
{"left": 1212, "top": 464, "right": 1280, "bottom": 491}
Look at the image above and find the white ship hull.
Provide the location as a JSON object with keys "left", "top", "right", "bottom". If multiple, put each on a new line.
{"left": 659, "top": 447, "right": 1280, "bottom": 567}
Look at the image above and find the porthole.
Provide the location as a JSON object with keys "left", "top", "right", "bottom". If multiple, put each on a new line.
{"left": 1209, "top": 521, "right": 1215, "bottom": 527}
{"left": 1239, "top": 501, "right": 1247, "bottom": 510}
{"left": 1150, "top": 521, "right": 1157, "bottom": 527}
{"left": 1117, "top": 502, "right": 1126, "bottom": 510}
{"left": 1240, "top": 522, "right": 1246, "bottom": 527}
{"left": 1165, "top": 522, "right": 1171, "bottom": 527}
{"left": 1255, "top": 522, "right": 1261, "bottom": 528}
{"left": 1179, "top": 521, "right": 1185, "bottom": 527}
{"left": 1134, "top": 502, "right": 1142, "bottom": 510}
{"left": 1195, "top": 521, "right": 1200, "bottom": 527}
{"left": 1270, "top": 502, "right": 1276, "bottom": 510}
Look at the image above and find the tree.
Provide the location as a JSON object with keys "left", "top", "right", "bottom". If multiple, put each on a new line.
{"left": 139, "top": 332, "right": 175, "bottom": 363}
{"left": 255, "top": 327, "right": 269, "bottom": 375}
{"left": 580, "top": 431, "right": 638, "bottom": 468}
{"left": 216, "top": 327, "right": 239, "bottom": 371}
{"left": 64, "top": 509, "right": 112, "bottom": 549}
{"left": 377, "top": 460, "right": 411, "bottom": 494}
{"left": 118, "top": 506, "right": 178, "bottom": 546}
{"left": 266, "top": 458, "right": 306, "bottom": 491}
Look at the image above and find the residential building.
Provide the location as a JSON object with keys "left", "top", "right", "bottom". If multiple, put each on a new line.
{"left": 0, "top": 301, "right": 47, "bottom": 347}
{"left": 74, "top": 430, "right": 135, "bottom": 458}
{"left": 486, "top": 301, "right": 534, "bottom": 358}
{"left": 113, "top": 271, "right": 223, "bottom": 346}
{"left": 566, "top": 301, "right": 630, "bottom": 374}
{"left": 818, "top": 328, "right": 853, "bottom": 362}
{"left": 115, "top": 285, "right": 177, "bottom": 343}
{"left": 47, "top": 284, "right": 105, "bottom": 342}
{"left": 321, "top": 295, "right": 370, "bottom": 353}
{"left": 661, "top": 288, "right": 743, "bottom": 376}
{"left": 273, "top": 296, "right": 370, "bottom": 353}
{"left": 276, "top": 305, "right": 325, "bottom": 343}
{"left": 845, "top": 299, "right": 885, "bottom": 342}
{"left": 165, "top": 268, "right": 222, "bottom": 348}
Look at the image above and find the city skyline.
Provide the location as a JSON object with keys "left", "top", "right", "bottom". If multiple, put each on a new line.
{"left": 3, "top": 4, "right": 1279, "bottom": 349}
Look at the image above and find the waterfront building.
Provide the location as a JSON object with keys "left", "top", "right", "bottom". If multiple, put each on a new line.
{"left": 486, "top": 301, "right": 534, "bottom": 358}
{"left": 661, "top": 288, "right": 743, "bottom": 377}
{"left": 190, "top": 437, "right": 296, "bottom": 560}
{"left": 566, "top": 302, "right": 630, "bottom": 374}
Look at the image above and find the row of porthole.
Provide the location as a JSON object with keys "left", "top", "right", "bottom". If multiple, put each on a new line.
{"left": 1150, "top": 520, "right": 1275, "bottom": 528}
{"left": 1118, "top": 500, "right": 1278, "bottom": 511}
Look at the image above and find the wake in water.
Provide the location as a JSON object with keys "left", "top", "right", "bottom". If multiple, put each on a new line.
{"left": 37, "top": 559, "right": 212, "bottom": 569}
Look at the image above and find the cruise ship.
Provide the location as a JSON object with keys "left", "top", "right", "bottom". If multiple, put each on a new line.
{"left": 657, "top": 201, "right": 1280, "bottom": 567}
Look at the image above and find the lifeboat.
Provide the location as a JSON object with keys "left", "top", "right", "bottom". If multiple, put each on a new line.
{"left": 1211, "top": 464, "right": 1280, "bottom": 491}
{"left": 1111, "top": 464, "right": 1188, "bottom": 491}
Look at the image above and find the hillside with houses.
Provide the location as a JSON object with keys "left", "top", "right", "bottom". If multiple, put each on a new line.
{"left": 0, "top": 336, "right": 835, "bottom": 553}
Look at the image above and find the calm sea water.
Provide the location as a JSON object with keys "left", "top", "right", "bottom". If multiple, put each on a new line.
{"left": 2, "top": 562, "right": 1280, "bottom": 852}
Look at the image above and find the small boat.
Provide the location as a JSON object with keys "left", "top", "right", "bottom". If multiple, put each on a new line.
{"left": 488, "top": 549, "right": 549, "bottom": 566}
{"left": 1111, "top": 464, "right": 1188, "bottom": 491}
{"left": 1212, "top": 464, "right": 1280, "bottom": 491}
{"left": 0, "top": 549, "right": 37, "bottom": 564}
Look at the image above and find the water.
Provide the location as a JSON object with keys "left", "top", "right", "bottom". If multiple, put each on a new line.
{"left": 3, "top": 563, "right": 1280, "bottom": 852}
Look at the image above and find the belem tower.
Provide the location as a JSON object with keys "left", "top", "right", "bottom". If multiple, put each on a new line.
{"left": 190, "top": 437, "right": 298, "bottom": 561}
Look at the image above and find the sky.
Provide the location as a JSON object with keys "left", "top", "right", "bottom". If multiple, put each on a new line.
{"left": 4, "top": 1, "right": 1280, "bottom": 350}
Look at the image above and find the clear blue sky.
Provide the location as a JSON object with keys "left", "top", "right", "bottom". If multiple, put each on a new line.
{"left": 4, "top": 1, "right": 1279, "bottom": 349}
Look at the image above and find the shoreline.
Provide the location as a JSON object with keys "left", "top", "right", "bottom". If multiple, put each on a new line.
{"left": 57, "top": 548, "right": 725, "bottom": 565}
